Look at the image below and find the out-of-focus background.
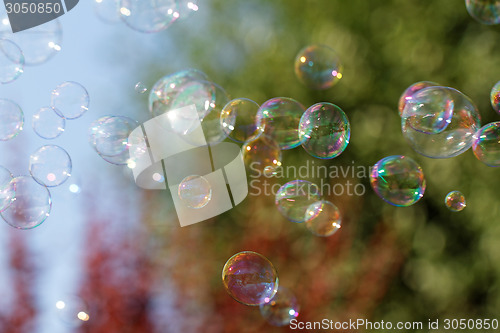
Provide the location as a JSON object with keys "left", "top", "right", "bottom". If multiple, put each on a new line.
{"left": 1, "top": 0, "right": 500, "bottom": 332}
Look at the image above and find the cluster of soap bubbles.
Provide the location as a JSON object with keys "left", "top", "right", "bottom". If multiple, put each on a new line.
{"left": 0, "top": 13, "right": 63, "bottom": 83}
{"left": 222, "top": 251, "right": 299, "bottom": 327}
{"left": 0, "top": 81, "right": 88, "bottom": 229}
{"left": 93, "top": 0, "right": 199, "bottom": 33}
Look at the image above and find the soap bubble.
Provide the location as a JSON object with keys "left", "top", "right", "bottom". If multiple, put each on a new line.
{"left": 0, "top": 99, "right": 23, "bottom": 140}
{"left": 294, "top": 44, "right": 342, "bottom": 90}
{"left": 299, "top": 102, "right": 350, "bottom": 159}
{"left": 89, "top": 116, "right": 137, "bottom": 157}
{"left": 398, "top": 81, "right": 440, "bottom": 117}
{"left": 370, "top": 155, "right": 426, "bottom": 207}
{"left": 472, "top": 121, "right": 500, "bottom": 167}
{"left": 94, "top": 0, "right": 121, "bottom": 24}
{"left": 275, "top": 180, "right": 321, "bottom": 223}
{"left": 304, "top": 200, "right": 342, "bottom": 237}
{"left": 29, "top": 145, "right": 72, "bottom": 187}
{"left": 257, "top": 97, "right": 306, "bottom": 150}
{"left": 402, "top": 86, "right": 454, "bottom": 134}
{"left": 221, "top": 98, "right": 263, "bottom": 143}
{"left": 490, "top": 80, "right": 500, "bottom": 114}
{"left": 445, "top": 190, "right": 466, "bottom": 212}
{"left": 149, "top": 69, "right": 209, "bottom": 118}
{"left": 176, "top": 0, "right": 199, "bottom": 19}
{"left": 51, "top": 81, "right": 90, "bottom": 120}
{"left": 222, "top": 251, "right": 279, "bottom": 306}
{"left": 242, "top": 134, "right": 282, "bottom": 175}
{"left": 465, "top": 0, "right": 500, "bottom": 25}
{"left": 0, "top": 166, "right": 14, "bottom": 212}
{"left": 55, "top": 295, "right": 90, "bottom": 327}
{"left": 32, "top": 107, "right": 65, "bottom": 139}
{"left": 135, "top": 82, "right": 148, "bottom": 94}
{"left": 260, "top": 286, "right": 300, "bottom": 327}
{"left": 402, "top": 87, "right": 481, "bottom": 159}
{"left": 0, "top": 15, "right": 62, "bottom": 65}
{"left": 178, "top": 175, "right": 212, "bottom": 209}
{"left": 0, "top": 176, "right": 51, "bottom": 229}
{"left": 119, "top": 0, "right": 178, "bottom": 33}
{"left": 0, "top": 39, "right": 24, "bottom": 84}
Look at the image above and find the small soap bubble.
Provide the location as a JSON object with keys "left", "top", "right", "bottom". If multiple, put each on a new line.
{"left": 0, "top": 165, "right": 14, "bottom": 212}
{"left": 176, "top": 0, "right": 199, "bottom": 20}
{"left": 402, "top": 87, "right": 481, "bottom": 158}
{"left": 294, "top": 44, "right": 342, "bottom": 90}
{"left": 51, "top": 81, "right": 90, "bottom": 120}
{"left": 260, "top": 286, "right": 300, "bottom": 327}
{"left": 55, "top": 295, "right": 90, "bottom": 327}
{"left": 465, "top": 0, "right": 500, "bottom": 25}
{"left": 445, "top": 191, "right": 466, "bottom": 212}
{"left": 398, "top": 81, "right": 439, "bottom": 117}
{"left": 242, "top": 134, "right": 282, "bottom": 174}
{"left": 134, "top": 82, "right": 148, "bottom": 94}
{"left": 299, "top": 102, "right": 350, "bottom": 159}
{"left": 472, "top": 121, "right": 500, "bottom": 167}
{"left": 256, "top": 97, "right": 306, "bottom": 150}
{"left": 32, "top": 107, "right": 65, "bottom": 140}
{"left": 0, "top": 15, "right": 62, "bottom": 65}
{"left": 0, "top": 175, "right": 51, "bottom": 229}
{"left": 222, "top": 251, "right": 279, "bottom": 306}
{"left": 304, "top": 200, "right": 342, "bottom": 237}
{"left": 118, "top": 0, "right": 177, "bottom": 33}
{"left": 275, "top": 180, "right": 321, "bottom": 223}
{"left": 221, "top": 98, "right": 263, "bottom": 143}
{"left": 370, "top": 155, "right": 426, "bottom": 207}
{"left": 0, "top": 99, "right": 23, "bottom": 140}
{"left": 178, "top": 175, "right": 211, "bottom": 209}
{"left": 0, "top": 39, "right": 24, "bottom": 84}
{"left": 491, "top": 80, "right": 500, "bottom": 114}
{"left": 94, "top": 0, "right": 121, "bottom": 24}
{"left": 29, "top": 145, "right": 72, "bottom": 187}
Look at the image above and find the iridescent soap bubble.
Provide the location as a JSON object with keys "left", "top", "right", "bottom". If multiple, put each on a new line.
{"left": 256, "top": 97, "right": 306, "bottom": 150}
{"left": 0, "top": 166, "right": 14, "bottom": 212}
{"left": 370, "top": 155, "right": 426, "bottom": 207}
{"left": 304, "top": 200, "right": 342, "bottom": 237}
{"left": 472, "top": 121, "right": 500, "bottom": 167}
{"left": 0, "top": 15, "right": 62, "bottom": 65}
{"left": 32, "top": 107, "right": 65, "bottom": 139}
{"left": 398, "top": 81, "right": 439, "bottom": 117}
{"left": 221, "top": 98, "right": 263, "bottom": 143}
{"left": 402, "top": 87, "right": 481, "bottom": 158}
{"left": 445, "top": 190, "right": 466, "bottom": 212}
{"left": 275, "top": 180, "right": 321, "bottom": 223}
{"left": 465, "top": 0, "right": 500, "bottom": 25}
{"left": 119, "top": 0, "right": 178, "bottom": 33}
{"left": 260, "top": 286, "right": 300, "bottom": 327}
{"left": 242, "top": 134, "right": 282, "bottom": 174}
{"left": 299, "top": 102, "right": 350, "bottom": 159}
{"left": 0, "top": 99, "right": 23, "bottom": 140}
{"left": 134, "top": 82, "right": 147, "bottom": 94}
{"left": 0, "top": 39, "right": 24, "bottom": 84}
{"left": 94, "top": 0, "right": 121, "bottom": 24}
{"left": 294, "top": 45, "right": 343, "bottom": 90}
{"left": 0, "top": 175, "right": 51, "bottom": 229}
{"left": 149, "top": 69, "right": 209, "bottom": 118}
{"left": 402, "top": 86, "right": 454, "bottom": 134}
{"left": 29, "top": 145, "right": 72, "bottom": 187}
{"left": 490, "top": 80, "right": 500, "bottom": 113}
{"left": 55, "top": 295, "right": 90, "bottom": 327}
{"left": 222, "top": 251, "right": 279, "bottom": 306}
{"left": 51, "top": 81, "right": 90, "bottom": 120}
{"left": 178, "top": 175, "right": 212, "bottom": 209}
